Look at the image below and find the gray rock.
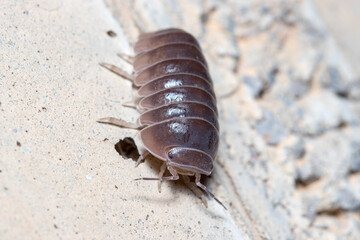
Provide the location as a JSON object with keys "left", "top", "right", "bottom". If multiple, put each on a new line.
{"left": 297, "top": 127, "right": 360, "bottom": 182}
{"left": 242, "top": 75, "right": 264, "bottom": 98}
{"left": 296, "top": 127, "right": 360, "bottom": 220}
{"left": 320, "top": 66, "right": 348, "bottom": 96}
{"left": 133, "top": 0, "right": 173, "bottom": 30}
{"left": 264, "top": 73, "right": 310, "bottom": 105}
{"left": 255, "top": 109, "right": 289, "bottom": 145}
{"left": 281, "top": 40, "right": 322, "bottom": 84}
{"left": 203, "top": 4, "right": 240, "bottom": 58}
{"left": 348, "top": 82, "right": 360, "bottom": 100}
{"left": 294, "top": 91, "right": 357, "bottom": 136}
{"left": 285, "top": 136, "right": 306, "bottom": 161}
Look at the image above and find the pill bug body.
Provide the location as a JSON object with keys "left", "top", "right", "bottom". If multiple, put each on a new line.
{"left": 134, "top": 29, "right": 218, "bottom": 176}
{"left": 100, "top": 28, "right": 224, "bottom": 208}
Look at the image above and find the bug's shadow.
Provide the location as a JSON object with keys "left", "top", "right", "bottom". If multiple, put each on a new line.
{"left": 115, "top": 137, "right": 140, "bottom": 161}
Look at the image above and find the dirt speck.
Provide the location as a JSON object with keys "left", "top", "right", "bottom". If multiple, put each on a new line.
{"left": 107, "top": 30, "right": 117, "bottom": 37}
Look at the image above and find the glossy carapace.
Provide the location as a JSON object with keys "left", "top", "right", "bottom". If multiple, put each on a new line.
{"left": 99, "top": 28, "right": 225, "bottom": 209}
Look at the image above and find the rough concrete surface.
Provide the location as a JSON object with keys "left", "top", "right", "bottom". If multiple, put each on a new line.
{"left": 1, "top": 0, "right": 359, "bottom": 239}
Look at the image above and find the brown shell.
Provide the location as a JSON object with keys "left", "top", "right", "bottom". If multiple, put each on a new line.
{"left": 137, "top": 74, "right": 215, "bottom": 98}
{"left": 134, "top": 28, "right": 201, "bottom": 55}
{"left": 134, "top": 59, "right": 211, "bottom": 86}
{"left": 135, "top": 28, "right": 219, "bottom": 176}
{"left": 134, "top": 43, "right": 207, "bottom": 72}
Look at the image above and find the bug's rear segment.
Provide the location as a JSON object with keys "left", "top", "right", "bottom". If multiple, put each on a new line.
{"left": 100, "top": 28, "right": 225, "bottom": 209}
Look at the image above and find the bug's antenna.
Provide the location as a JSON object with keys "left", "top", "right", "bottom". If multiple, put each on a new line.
{"left": 195, "top": 173, "right": 227, "bottom": 210}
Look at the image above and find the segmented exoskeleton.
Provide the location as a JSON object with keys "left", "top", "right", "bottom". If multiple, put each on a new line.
{"left": 99, "top": 28, "right": 225, "bottom": 209}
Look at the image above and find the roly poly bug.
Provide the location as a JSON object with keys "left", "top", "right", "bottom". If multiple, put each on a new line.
{"left": 99, "top": 28, "right": 226, "bottom": 209}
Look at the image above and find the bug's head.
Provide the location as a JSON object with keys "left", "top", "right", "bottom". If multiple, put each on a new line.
{"left": 166, "top": 147, "right": 213, "bottom": 176}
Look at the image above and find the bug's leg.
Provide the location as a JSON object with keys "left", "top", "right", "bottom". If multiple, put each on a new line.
{"left": 135, "top": 150, "right": 150, "bottom": 167}
{"left": 134, "top": 167, "right": 179, "bottom": 181}
{"left": 117, "top": 53, "right": 134, "bottom": 64}
{"left": 97, "top": 117, "right": 141, "bottom": 129}
{"left": 157, "top": 162, "right": 167, "bottom": 193}
{"left": 182, "top": 175, "right": 208, "bottom": 208}
{"left": 99, "top": 62, "right": 135, "bottom": 82}
{"left": 121, "top": 101, "right": 137, "bottom": 109}
{"left": 123, "top": 89, "right": 141, "bottom": 109}
{"left": 195, "top": 173, "right": 227, "bottom": 210}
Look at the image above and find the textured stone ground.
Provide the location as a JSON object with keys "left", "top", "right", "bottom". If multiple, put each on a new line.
{"left": 1, "top": 0, "right": 359, "bottom": 239}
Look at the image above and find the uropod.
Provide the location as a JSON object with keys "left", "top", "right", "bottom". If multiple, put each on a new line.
{"left": 99, "top": 28, "right": 226, "bottom": 209}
